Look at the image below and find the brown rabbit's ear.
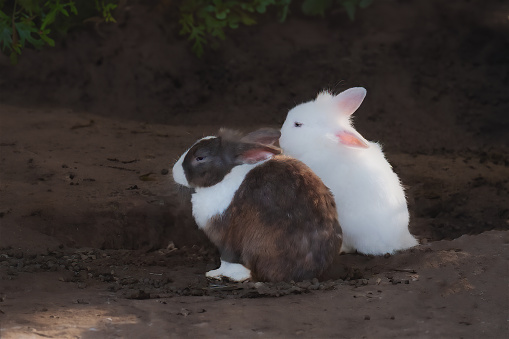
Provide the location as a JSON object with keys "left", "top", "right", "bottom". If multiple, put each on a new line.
{"left": 218, "top": 128, "right": 243, "bottom": 141}
{"left": 241, "top": 128, "right": 281, "bottom": 145}
{"left": 235, "top": 143, "right": 281, "bottom": 164}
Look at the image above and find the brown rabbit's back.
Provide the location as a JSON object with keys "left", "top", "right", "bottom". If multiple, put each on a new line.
{"left": 205, "top": 155, "right": 342, "bottom": 282}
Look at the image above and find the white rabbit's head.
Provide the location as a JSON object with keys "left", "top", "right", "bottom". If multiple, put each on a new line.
{"left": 280, "top": 87, "right": 369, "bottom": 158}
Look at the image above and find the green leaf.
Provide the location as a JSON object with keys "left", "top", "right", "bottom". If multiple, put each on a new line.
{"left": 70, "top": 2, "right": 78, "bottom": 15}
{"left": 0, "top": 12, "right": 12, "bottom": 40}
{"left": 41, "top": 9, "right": 57, "bottom": 30}
{"left": 255, "top": 4, "right": 266, "bottom": 14}
{"left": 40, "top": 33, "right": 55, "bottom": 47}
{"left": 192, "top": 39, "right": 204, "bottom": 58}
{"left": 59, "top": 7, "right": 70, "bottom": 17}
{"left": 240, "top": 3, "right": 255, "bottom": 12}
{"left": 18, "top": 0, "right": 41, "bottom": 15}
{"left": 0, "top": 25, "right": 13, "bottom": 52}
{"left": 215, "top": 9, "right": 229, "bottom": 20}
{"left": 12, "top": 43, "right": 21, "bottom": 54}
{"left": 341, "top": 0, "right": 357, "bottom": 21}
{"left": 188, "top": 25, "right": 205, "bottom": 42}
{"left": 187, "top": 24, "right": 206, "bottom": 57}
{"left": 102, "top": 3, "right": 117, "bottom": 22}
{"left": 255, "top": 0, "right": 276, "bottom": 13}
{"left": 178, "top": 13, "right": 194, "bottom": 34}
{"left": 301, "top": 0, "right": 333, "bottom": 16}
{"left": 203, "top": 5, "right": 215, "bottom": 13}
{"left": 277, "top": 0, "right": 291, "bottom": 22}
{"left": 16, "top": 21, "right": 44, "bottom": 49}
{"left": 239, "top": 12, "right": 256, "bottom": 26}
{"left": 0, "top": 10, "right": 11, "bottom": 21}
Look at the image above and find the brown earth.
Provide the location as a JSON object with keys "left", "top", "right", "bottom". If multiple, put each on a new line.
{"left": 0, "top": 0, "right": 508, "bottom": 338}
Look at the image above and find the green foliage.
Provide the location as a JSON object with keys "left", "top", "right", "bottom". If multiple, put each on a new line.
{"left": 179, "top": 0, "right": 374, "bottom": 57}
{"left": 0, "top": 0, "right": 375, "bottom": 63}
{"left": 95, "top": 0, "right": 117, "bottom": 23}
{"left": 0, "top": 0, "right": 118, "bottom": 64}
{"left": 179, "top": 0, "right": 291, "bottom": 58}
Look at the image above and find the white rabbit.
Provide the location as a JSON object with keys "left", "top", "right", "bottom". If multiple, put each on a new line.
{"left": 172, "top": 128, "right": 342, "bottom": 282}
{"left": 279, "top": 87, "right": 418, "bottom": 255}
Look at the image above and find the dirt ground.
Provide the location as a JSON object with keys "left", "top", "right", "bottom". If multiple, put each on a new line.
{"left": 0, "top": 0, "right": 508, "bottom": 338}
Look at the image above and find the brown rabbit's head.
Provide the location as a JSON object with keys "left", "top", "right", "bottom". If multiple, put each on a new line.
{"left": 173, "top": 128, "right": 281, "bottom": 188}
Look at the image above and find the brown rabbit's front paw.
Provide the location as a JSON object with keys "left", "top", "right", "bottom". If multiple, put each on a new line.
{"left": 205, "top": 260, "right": 251, "bottom": 282}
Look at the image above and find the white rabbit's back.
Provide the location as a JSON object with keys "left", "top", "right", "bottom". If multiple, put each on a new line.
{"left": 287, "top": 140, "right": 416, "bottom": 255}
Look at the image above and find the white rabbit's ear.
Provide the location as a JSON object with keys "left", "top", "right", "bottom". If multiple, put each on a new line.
{"left": 331, "top": 131, "right": 369, "bottom": 149}
{"left": 333, "top": 87, "right": 367, "bottom": 116}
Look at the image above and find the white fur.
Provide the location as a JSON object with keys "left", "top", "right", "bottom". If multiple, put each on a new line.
{"left": 191, "top": 163, "right": 259, "bottom": 229}
{"left": 172, "top": 152, "right": 189, "bottom": 187}
{"left": 280, "top": 88, "right": 418, "bottom": 255}
{"left": 172, "top": 136, "right": 217, "bottom": 187}
{"left": 206, "top": 260, "right": 251, "bottom": 282}
{"left": 172, "top": 135, "right": 266, "bottom": 229}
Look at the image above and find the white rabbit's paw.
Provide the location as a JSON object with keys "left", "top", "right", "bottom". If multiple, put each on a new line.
{"left": 340, "top": 243, "right": 357, "bottom": 254}
{"left": 206, "top": 261, "right": 251, "bottom": 282}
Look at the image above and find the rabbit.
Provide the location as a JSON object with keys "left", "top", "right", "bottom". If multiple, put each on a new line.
{"left": 279, "top": 87, "right": 418, "bottom": 255}
{"left": 172, "top": 128, "right": 342, "bottom": 282}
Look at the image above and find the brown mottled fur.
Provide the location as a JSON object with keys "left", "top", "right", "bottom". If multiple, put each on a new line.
{"left": 204, "top": 155, "right": 342, "bottom": 282}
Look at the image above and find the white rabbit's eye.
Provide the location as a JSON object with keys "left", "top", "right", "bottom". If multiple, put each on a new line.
{"left": 294, "top": 122, "right": 303, "bottom": 127}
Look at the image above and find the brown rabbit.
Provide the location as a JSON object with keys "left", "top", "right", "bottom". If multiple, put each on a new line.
{"left": 172, "top": 128, "right": 342, "bottom": 282}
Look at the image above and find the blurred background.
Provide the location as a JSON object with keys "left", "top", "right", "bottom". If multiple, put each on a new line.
{"left": 1, "top": 0, "right": 507, "bottom": 151}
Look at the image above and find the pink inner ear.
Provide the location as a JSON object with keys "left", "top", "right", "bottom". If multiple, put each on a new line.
{"left": 241, "top": 149, "right": 276, "bottom": 164}
{"left": 336, "top": 131, "right": 369, "bottom": 148}
{"left": 334, "top": 87, "right": 367, "bottom": 116}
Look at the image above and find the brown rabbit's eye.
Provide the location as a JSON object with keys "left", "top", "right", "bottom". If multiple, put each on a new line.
{"left": 195, "top": 156, "right": 205, "bottom": 162}
{"left": 294, "top": 122, "right": 303, "bottom": 127}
